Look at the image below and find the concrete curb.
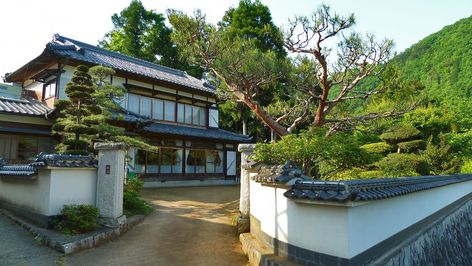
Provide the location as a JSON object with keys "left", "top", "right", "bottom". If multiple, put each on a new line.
{"left": 0, "top": 208, "right": 145, "bottom": 254}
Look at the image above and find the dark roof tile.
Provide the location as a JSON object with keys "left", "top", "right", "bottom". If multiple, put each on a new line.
{"left": 0, "top": 96, "right": 50, "bottom": 116}
{"left": 285, "top": 174, "right": 472, "bottom": 203}
{"left": 47, "top": 34, "right": 215, "bottom": 94}
{"left": 142, "top": 121, "right": 252, "bottom": 143}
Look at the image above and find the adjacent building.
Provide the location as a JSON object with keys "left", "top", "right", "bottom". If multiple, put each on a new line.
{"left": 2, "top": 34, "right": 251, "bottom": 183}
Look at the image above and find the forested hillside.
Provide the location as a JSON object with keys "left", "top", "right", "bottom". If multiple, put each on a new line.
{"left": 394, "top": 15, "right": 472, "bottom": 99}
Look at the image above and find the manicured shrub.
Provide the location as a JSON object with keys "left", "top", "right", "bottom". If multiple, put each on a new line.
{"left": 54, "top": 204, "right": 99, "bottom": 235}
{"left": 422, "top": 138, "right": 462, "bottom": 175}
{"left": 359, "top": 170, "right": 385, "bottom": 179}
{"left": 361, "top": 142, "right": 392, "bottom": 155}
{"left": 461, "top": 160, "right": 472, "bottom": 173}
{"left": 397, "top": 140, "right": 426, "bottom": 153}
{"left": 123, "top": 178, "right": 152, "bottom": 216}
{"left": 377, "top": 153, "right": 430, "bottom": 177}
{"left": 380, "top": 124, "right": 421, "bottom": 144}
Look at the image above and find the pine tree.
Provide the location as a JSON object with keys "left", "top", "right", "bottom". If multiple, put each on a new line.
{"left": 53, "top": 65, "right": 156, "bottom": 154}
{"left": 53, "top": 65, "right": 100, "bottom": 154}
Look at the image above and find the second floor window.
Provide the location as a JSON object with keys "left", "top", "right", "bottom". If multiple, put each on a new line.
{"left": 43, "top": 80, "right": 56, "bottom": 100}
{"left": 127, "top": 93, "right": 207, "bottom": 127}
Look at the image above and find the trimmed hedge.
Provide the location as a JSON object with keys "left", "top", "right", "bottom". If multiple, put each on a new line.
{"left": 361, "top": 142, "right": 393, "bottom": 155}
{"left": 380, "top": 124, "right": 421, "bottom": 144}
{"left": 359, "top": 170, "right": 385, "bottom": 179}
{"left": 377, "top": 153, "right": 430, "bottom": 177}
{"left": 397, "top": 140, "right": 427, "bottom": 153}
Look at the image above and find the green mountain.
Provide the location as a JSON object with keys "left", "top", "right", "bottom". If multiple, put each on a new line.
{"left": 394, "top": 15, "right": 472, "bottom": 99}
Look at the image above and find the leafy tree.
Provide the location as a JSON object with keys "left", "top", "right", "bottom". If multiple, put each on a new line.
{"left": 100, "top": 0, "right": 202, "bottom": 78}
{"left": 208, "top": 0, "right": 287, "bottom": 138}
{"left": 219, "top": 0, "right": 285, "bottom": 58}
{"left": 169, "top": 5, "right": 412, "bottom": 137}
{"left": 253, "top": 130, "right": 371, "bottom": 178}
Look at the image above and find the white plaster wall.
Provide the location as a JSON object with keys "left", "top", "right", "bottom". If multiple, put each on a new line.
{"left": 347, "top": 179, "right": 472, "bottom": 257}
{"left": 0, "top": 173, "right": 51, "bottom": 215}
{"left": 0, "top": 168, "right": 97, "bottom": 216}
{"left": 249, "top": 178, "right": 472, "bottom": 259}
{"left": 58, "top": 65, "right": 75, "bottom": 99}
{"left": 250, "top": 180, "right": 350, "bottom": 257}
{"left": 47, "top": 168, "right": 97, "bottom": 215}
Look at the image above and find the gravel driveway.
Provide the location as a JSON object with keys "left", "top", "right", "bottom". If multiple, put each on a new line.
{"left": 1, "top": 185, "right": 248, "bottom": 266}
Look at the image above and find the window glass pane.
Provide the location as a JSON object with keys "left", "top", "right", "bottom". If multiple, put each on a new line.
{"left": 135, "top": 149, "right": 146, "bottom": 173}
{"left": 152, "top": 99, "right": 163, "bottom": 120}
{"left": 173, "top": 149, "right": 183, "bottom": 173}
{"left": 206, "top": 151, "right": 215, "bottom": 174}
{"left": 128, "top": 94, "right": 139, "bottom": 114}
{"left": 177, "top": 103, "right": 185, "bottom": 123}
{"left": 193, "top": 106, "right": 199, "bottom": 126}
{"left": 147, "top": 151, "right": 158, "bottom": 173}
{"left": 44, "top": 81, "right": 56, "bottom": 99}
{"left": 160, "top": 148, "right": 173, "bottom": 174}
{"left": 209, "top": 109, "right": 219, "bottom": 128}
{"left": 215, "top": 151, "right": 224, "bottom": 173}
{"left": 140, "top": 97, "right": 151, "bottom": 117}
{"left": 199, "top": 107, "right": 206, "bottom": 126}
{"left": 186, "top": 150, "right": 206, "bottom": 174}
{"left": 164, "top": 100, "right": 175, "bottom": 121}
{"left": 18, "top": 137, "right": 38, "bottom": 161}
{"left": 185, "top": 104, "right": 192, "bottom": 124}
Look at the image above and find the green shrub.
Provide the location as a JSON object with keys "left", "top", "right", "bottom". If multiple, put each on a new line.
{"left": 422, "top": 138, "right": 462, "bottom": 175}
{"left": 359, "top": 170, "right": 385, "bottom": 179}
{"left": 361, "top": 142, "right": 392, "bottom": 155}
{"left": 123, "top": 178, "right": 152, "bottom": 216}
{"left": 397, "top": 140, "right": 426, "bottom": 153}
{"left": 54, "top": 204, "right": 99, "bottom": 235}
{"left": 461, "top": 160, "right": 472, "bottom": 173}
{"left": 380, "top": 124, "right": 421, "bottom": 144}
{"left": 377, "top": 153, "right": 430, "bottom": 177}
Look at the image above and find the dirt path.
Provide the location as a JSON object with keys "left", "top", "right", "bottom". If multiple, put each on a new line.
{"left": 66, "top": 185, "right": 248, "bottom": 266}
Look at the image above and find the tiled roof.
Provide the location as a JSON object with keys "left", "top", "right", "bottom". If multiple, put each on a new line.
{"left": 0, "top": 165, "right": 36, "bottom": 177}
{"left": 115, "top": 109, "right": 251, "bottom": 143}
{"left": 284, "top": 174, "right": 472, "bottom": 203}
{"left": 46, "top": 34, "right": 215, "bottom": 94}
{"left": 0, "top": 153, "right": 97, "bottom": 178}
{"left": 251, "top": 161, "right": 310, "bottom": 183}
{"left": 142, "top": 121, "right": 252, "bottom": 143}
{"left": 30, "top": 153, "right": 97, "bottom": 168}
{"left": 0, "top": 96, "right": 50, "bottom": 116}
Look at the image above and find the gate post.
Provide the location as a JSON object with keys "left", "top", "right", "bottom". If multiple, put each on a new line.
{"left": 237, "top": 144, "right": 255, "bottom": 234}
{"left": 94, "top": 142, "right": 129, "bottom": 226}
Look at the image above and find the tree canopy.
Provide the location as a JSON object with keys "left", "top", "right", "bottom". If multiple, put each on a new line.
{"left": 169, "top": 5, "right": 413, "bottom": 136}
{"left": 100, "top": 0, "right": 203, "bottom": 78}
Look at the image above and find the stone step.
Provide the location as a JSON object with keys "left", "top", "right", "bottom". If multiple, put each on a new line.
{"left": 240, "top": 233, "right": 302, "bottom": 266}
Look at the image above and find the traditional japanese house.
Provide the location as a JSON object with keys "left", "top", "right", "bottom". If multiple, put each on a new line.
{"left": 3, "top": 34, "right": 251, "bottom": 183}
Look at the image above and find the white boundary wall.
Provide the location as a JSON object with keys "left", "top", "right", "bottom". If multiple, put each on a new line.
{"left": 250, "top": 177, "right": 472, "bottom": 259}
{"left": 0, "top": 168, "right": 97, "bottom": 216}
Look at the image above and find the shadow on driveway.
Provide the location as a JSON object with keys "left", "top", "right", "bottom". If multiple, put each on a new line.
{"left": 66, "top": 185, "right": 248, "bottom": 266}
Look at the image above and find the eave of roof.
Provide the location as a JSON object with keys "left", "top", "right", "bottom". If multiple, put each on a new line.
{"left": 112, "top": 109, "right": 252, "bottom": 143}
{"left": 141, "top": 122, "right": 252, "bottom": 143}
{"left": 0, "top": 96, "right": 51, "bottom": 117}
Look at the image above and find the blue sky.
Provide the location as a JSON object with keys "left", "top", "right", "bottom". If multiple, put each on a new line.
{"left": 1, "top": 0, "right": 471, "bottom": 79}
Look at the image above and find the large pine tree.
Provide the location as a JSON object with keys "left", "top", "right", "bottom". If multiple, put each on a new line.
{"left": 53, "top": 65, "right": 101, "bottom": 154}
